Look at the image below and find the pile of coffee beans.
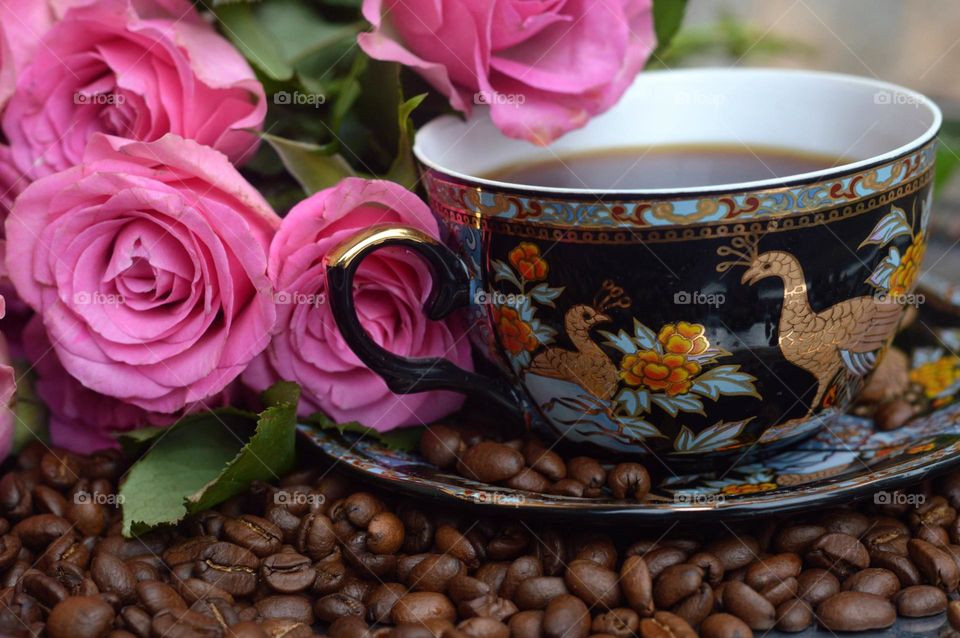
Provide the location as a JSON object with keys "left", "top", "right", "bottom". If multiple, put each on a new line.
{"left": 420, "top": 425, "right": 651, "bottom": 500}
{"left": 3, "top": 439, "right": 960, "bottom": 637}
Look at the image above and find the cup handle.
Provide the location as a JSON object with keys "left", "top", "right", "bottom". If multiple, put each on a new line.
{"left": 325, "top": 224, "right": 525, "bottom": 421}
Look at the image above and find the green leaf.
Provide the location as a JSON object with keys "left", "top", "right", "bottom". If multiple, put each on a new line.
{"left": 307, "top": 413, "right": 423, "bottom": 452}
{"left": 120, "top": 383, "right": 300, "bottom": 536}
{"left": 11, "top": 363, "right": 47, "bottom": 453}
{"left": 261, "top": 133, "right": 357, "bottom": 195}
{"left": 385, "top": 93, "right": 427, "bottom": 189}
{"left": 652, "top": 0, "right": 688, "bottom": 58}
{"left": 213, "top": 4, "right": 294, "bottom": 81}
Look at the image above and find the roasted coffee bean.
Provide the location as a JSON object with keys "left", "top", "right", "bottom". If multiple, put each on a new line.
{"left": 457, "top": 616, "right": 510, "bottom": 638}
{"left": 163, "top": 536, "right": 217, "bottom": 566}
{"left": 0, "top": 473, "right": 31, "bottom": 519}
{"left": 522, "top": 441, "right": 566, "bottom": 482}
{"left": 196, "top": 542, "right": 259, "bottom": 596}
{"left": 875, "top": 398, "right": 915, "bottom": 430}
{"left": 408, "top": 554, "right": 464, "bottom": 592}
{"left": 509, "top": 610, "right": 544, "bottom": 638}
{"left": 367, "top": 583, "right": 406, "bottom": 623}
{"left": 841, "top": 567, "right": 900, "bottom": 598}
{"left": 565, "top": 559, "right": 621, "bottom": 608}
{"left": 436, "top": 525, "right": 481, "bottom": 568}
{"left": 744, "top": 553, "right": 800, "bottom": 591}
{"left": 151, "top": 608, "right": 221, "bottom": 637}
{"left": 806, "top": 533, "right": 869, "bottom": 577}
{"left": 458, "top": 594, "right": 517, "bottom": 622}
{"left": 47, "top": 595, "right": 114, "bottom": 638}
{"left": 773, "top": 524, "right": 824, "bottom": 554}
{"left": 816, "top": 591, "right": 896, "bottom": 631}
{"left": 908, "top": 538, "right": 960, "bottom": 590}
{"left": 297, "top": 512, "right": 337, "bottom": 561}
{"left": 641, "top": 547, "right": 686, "bottom": 580}
{"left": 330, "top": 616, "right": 371, "bottom": 638}
{"left": 256, "top": 594, "right": 314, "bottom": 624}
{"left": 653, "top": 564, "right": 702, "bottom": 609}
{"left": 533, "top": 529, "right": 567, "bottom": 576}
{"left": 486, "top": 526, "right": 529, "bottom": 562}
{"left": 863, "top": 524, "right": 909, "bottom": 555}
{"left": 571, "top": 536, "right": 616, "bottom": 570}
{"left": 700, "top": 613, "right": 752, "bottom": 638}
{"left": 260, "top": 552, "right": 314, "bottom": 593}
{"left": 315, "top": 592, "right": 365, "bottom": 623}
{"left": 504, "top": 468, "right": 550, "bottom": 493}
{"left": 949, "top": 599, "right": 960, "bottom": 631}
{"left": 591, "top": 608, "right": 638, "bottom": 638}
{"left": 686, "top": 552, "right": 723, "bottom": 586}
{"left": 49, "top": 561, "right": 97, "bottom": 597}
{"left": 259, "top": 619, "right": 312, "bottom": 638}
{"left": 420, "top": 425, "right": 466, "bottom": 469}
{"left": 457, "top": 443, "right": 524, "bottom": 483}
{"left": 910, "top": 494, "right": 956, "bottom": 528}
{"left": 14, "top": 513, "right": 73, "bottom": 549}
{"left": 177, "top": 578, "right": 234, "bottom": 605}
{"left": 542, "top": 594, "right": 590, "bottom": 638}
{"left": 40, "top": 452, "right": 80, "bottom": 490}
{"left": 119, "top": 605, "right": 151, "bottom": 638}
{"left": 136, "top": 579, "right": 186, "bottom": 614}
{"left": 514, "top": 577, "right": 568, "bottom": 610}
{"left": 705, "top": 537, "right": 758, "bottom": 572}
{"left": 871, "top": 550, "right": 922, "bottom": 587}
{"left": 501, "top": 556, "right": 542, "bottom": 600}
{"left": 637, "top": 611, "right": 696, "bottom": 638}
{"left": 126, "top": 559, "right": 158, "bottom": 583}
{"left": 566, "top": 458, "right": 605, "bottom": 494}
{"left": 398, "top": 506, "right": 434, "bottom": 554}
{"left": 34, "top": 484, "right": 67, "bottom": 516}
{"left": 774, "top": 599, "right": 812, "bottom": 632}
{"left": 22, "top": 571, "right": 68, "bottom": 607}
{"left": 0, "top": 534, "right": 20, "bottom": 571}
{"left": 894, "top": 584, "right": 947, "bottom": 617}
{"left": 819, "top": 508, "right": 870, "bottom": 537}
{"left": 91, "top": 553, "right": 136, "bottom": 604}
{"left": 606, "top": 463, "right": 650, "bottom": 500}
{"left": 721, "top": 581, "right": 774, "bottom": 631}
{"left": 223, "top": 514, "right": 282, "bottom": 557}
{"left": 548, "top": 480, "right": 585, "bottom": 497}
{"left": 191, "top": 597, "right": 238, "bottom": 627}
{"left": 448, "top": 575, "right": 491, "bottom": 604}
{"left": 340, "top": 493, "right": 385, "bottom": 528}
{"left": 367, "top": 512, "right": 405, "bottom": 555}
{"left": 620, "top": 555, "right": 654, "bottom": 617}
{"left": 392, "top": 592, "right": 456, "bottom": 625}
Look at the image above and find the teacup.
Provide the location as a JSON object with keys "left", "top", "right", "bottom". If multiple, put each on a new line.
{"left": 326, "top": 68, "right": 941, "bottom": 461}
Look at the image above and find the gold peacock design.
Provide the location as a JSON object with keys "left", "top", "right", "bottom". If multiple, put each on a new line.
{"left": 527, "top": 281, "right": 631, "bottom": 400}
{"left": 717, "top": 235, "right": 903, "bottom": 414}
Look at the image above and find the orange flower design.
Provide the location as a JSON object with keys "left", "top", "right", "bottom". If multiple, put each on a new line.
{"left": 619, "top": 350, "right": 701, "bottom": 396}
{"left": 658, "top": 322, "right": 709, "bottom": 357}
{"left": 508, "top": 243, "right": 548, "bottom": 281}
{"left": 492, "top": 306, "right": 538, "bottom": 355}
{"left": 909, "top": 355, "right": 960, "bottom": 398}
{"left": 721, "top": 482, "right": 778, "bottom": 496}
{"left": 889, "top": 232, "right": 926, "bottom": 296}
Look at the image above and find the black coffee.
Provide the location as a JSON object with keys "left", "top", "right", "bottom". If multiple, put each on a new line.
{"left": 487, "top": 144, "right": 848, "bottom": 189}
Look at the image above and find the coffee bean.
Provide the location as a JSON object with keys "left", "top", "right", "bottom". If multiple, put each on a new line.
{"left": 398, "top": 506, "right": 434, "bottom": 554}
{"left": 91, "top": 553, "right": 136, "bottom": 604}
{"left": 486, "top": 526, "right": 530, "bottom": 562}
{"left": 706, "top": 537, "right": 758, "bottom": 572}
{"left": 894, "top": 584, "right": 946, "bottom": 617}
{"left": 875, "top": 398, "right": 915, "bottom": 430}
{"left": 260, "top": 552, "right": 314, "bottom": 593}
{"left": 641, "top": 547, "right": 686, "bottom": 580}
{"left": 256, "top": 594, "right": 314, "bottom": 624}
{"left": 0, "top": 473, "right": 32, "bottom": 519}
{"left": 806, "top": 533, "right": 869, "bottom": 577}
{"left": 871, "top": 550, "right": 921, "bottom": 586}
{"left": 744, "top": 553, "right": 800, "bottom": 591}
{"left": 700, "top": 613, "right": 752, "bottom": 638}
{"left": 841, "top": 567, "right": 900, "bottom": 598}
{"left": 392, "top": 592, "right": 456, "bottom": 625}
{"left": 607, "top": 463, "right": 650, "bottom": 500}
{"left": 119, "top": 605, "right": 151, "bottom": 638}
{"left": 420, "top": 425, "right": 466, "bottom": 469}
{"left": 949, "top": 599, "right": 960, "bottom": 630}
{"left": 505, "top": 468, "right": 551, "bottom": 493}
{"left": 367, "top": 512, "right": 405, "bottom": 555}
{"left": 14, "top": 513, "right": 73, "bottom": 549}
{"left": 47, "top": 596, "right": 114, "bottom": 638}
{"left": 773, "top": 524, "right": 825, "bottom": 554}
{"left": 542, "top": 594, "right": 589, "bottom": 638}
{"left": 408, "top": 554, "right": 464, "bottom": 592}
{"left": 774, "top": 599, "right": 812, "bottom": 632}
{"left": 196, "top": 542, "right": 259, "bottom": 596}
{"left": 509, "top": 610, "right": 544, "bottom": 638}
{"left": 367, "top": 582, "right": 406, "bottom": 623}
{"left": 565, "top": 559, "right": 621, "bottom": 608}
{"left": 223, "top": 514, "right": 282, "bottom": 557}
{"left": 549, "top": 480, "right": 585, "bottom": 497}
{"left": 522, "top": 441, "right": 566, "bottom": 482}
{"left": 863, "top": 524, "right": 909, "bottom": 555}
{"left": 566, "top": 458, "right": 605, "bottom": 494}
{"left": 341, "top": 493, "right": 385, "bottom": 528}
{"left": 177, "top": 578, "right": 234, "bottom": 605}
{"left": 330, "top": 616, "right": 372, "bottom": 638}
{"left": 819, "top": 508, "right": 870, "bottom": 538}
{"left": 653, "top": 564, "right": 702, "bottom": 609}
{"left": 620, "top": 555, "right": 654, "bottom": 617}
{"left": 458, "top": 443, "right": 524, "bottom": 483}
{"left": 591, "top": 608, "right": 638, "bottom": 637}
{"left": 721, "top": 581, "right": 774, "bottom": 630}
{"left": 22, "top": 571, "right": 68, "bottom": 607}
{"left": 436, "top": 525, "right": 481, "bottom": 568}
{"left": 40, "top": 452, "right": 80, "bottom": 490}
{"left": 908, "top": 538, "right": 960, "bottom": 590}
{"left": 315, "top": 592, "right": 365, "bottom": 623}
{"left": 637, "top": 611, "right": 696, "bottom": 638}
{"left": 136, "top": 579, "right": 186, "bottom": 614}
{"left": 259, "top": 618, "right": 312, "bottom": 638}
{"left": 816, "top": 591, "right": 895, "bottom": 631}
{"left": 514, "top": 577, "right": 569, "bottom": 610}
{"left": 151, "top": 608, "right": 221, "bottom": 637}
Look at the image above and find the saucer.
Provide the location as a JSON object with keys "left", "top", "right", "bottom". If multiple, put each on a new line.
{"left": 301, "top": 328, "right": 960, "bottom": 521}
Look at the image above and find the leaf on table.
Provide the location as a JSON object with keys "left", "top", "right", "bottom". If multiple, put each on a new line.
{"left": 307, "top": 413, "right": 423, "bottom": 452}
{"left": 261, "top": 133, "right": 357, "bottom": 195}
{"left": 120, "top": 383, "right": 300, "bottom": 537}
{"left": 652, "top": 0, "right": 688, "bottom": 58}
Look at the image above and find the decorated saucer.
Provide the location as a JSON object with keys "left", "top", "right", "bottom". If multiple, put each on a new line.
{"left": 300, "top": 326, "right": 960, "bottom": 521}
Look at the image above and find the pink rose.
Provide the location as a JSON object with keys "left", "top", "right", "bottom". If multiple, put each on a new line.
{"left": 243, "top": 177, "right": 472, "bottom": 430}
{"left": 23, "top": 316, "right": 236, "bottom": 452}
{"left": 359, "top": 0, "right": 655, "bottom": 145}
{"left": 6, "top": 133, "right": 280, "bottom": 414}
{"left": 0, "top": 296, "right": 14, "bottom": 459}
{"left": 0, "top": 0, "right": 57, "bottom": 111}
{"left": 2, "top": 0, "right": 266, "bottom": 182}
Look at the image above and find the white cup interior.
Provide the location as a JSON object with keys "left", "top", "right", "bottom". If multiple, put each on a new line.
{"left": 414, "top": 68, "right": 941, "bottom": 195}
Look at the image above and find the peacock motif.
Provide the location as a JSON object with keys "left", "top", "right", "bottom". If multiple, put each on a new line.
{"left": 718, "top": 235, "right": 904, "bottom": 414}
{"left": 527, "top": 281, "right": 630, "bottom": 400}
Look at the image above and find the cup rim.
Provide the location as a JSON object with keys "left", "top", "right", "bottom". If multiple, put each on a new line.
{"left": 413, "top": 68, "right": 942, "bottom": 198}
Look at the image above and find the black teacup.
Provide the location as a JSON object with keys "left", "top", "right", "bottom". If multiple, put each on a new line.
{"left": 326, "top": 69, "right": 941, "bottom": 460}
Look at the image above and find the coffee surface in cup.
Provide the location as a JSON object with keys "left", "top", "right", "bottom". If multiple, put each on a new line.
{"left": 487, "top": 144, "right": 848, "bottom": 189}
